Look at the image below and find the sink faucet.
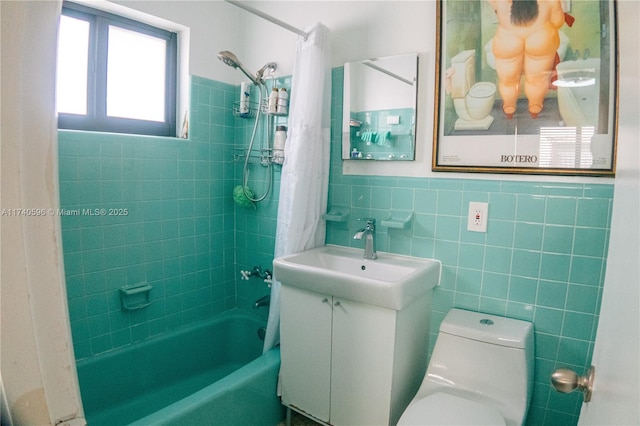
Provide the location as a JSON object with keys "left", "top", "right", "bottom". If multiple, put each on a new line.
{"left": 353, "top": 218, "right": 377, "bottom": 260}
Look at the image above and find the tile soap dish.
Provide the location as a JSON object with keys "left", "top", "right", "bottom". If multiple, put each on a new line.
{"left": 120, "top": 282, "right": 152, "bottom": 311}
{"left": 322, "top": 206, "right": 349, "bottom": 223}
{"left": 381, "top": 211, "right": 413, "bottom": 229}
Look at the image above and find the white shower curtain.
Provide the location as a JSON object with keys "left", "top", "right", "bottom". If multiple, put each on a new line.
{"left": 263, "top": 23, "right": 332, "bottom": 352}
{"left": 1, "top": 1, "right": 84, "bottom": 423}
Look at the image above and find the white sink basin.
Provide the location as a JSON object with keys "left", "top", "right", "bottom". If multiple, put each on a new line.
{"left": 273, "top": 245, "right": 441, "bottom": 310}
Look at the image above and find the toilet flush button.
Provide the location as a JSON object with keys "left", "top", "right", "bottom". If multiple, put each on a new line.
{"left": 480, "top": 319, "right": 494, "bottom": 326}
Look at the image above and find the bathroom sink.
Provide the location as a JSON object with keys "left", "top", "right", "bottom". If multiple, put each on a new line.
{"left": 273, "top": 245, "right": 441, "bottom": 310}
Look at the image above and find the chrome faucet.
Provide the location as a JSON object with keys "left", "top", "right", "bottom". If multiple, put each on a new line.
{"left": 353, "top": 218, "right": 377, "bottom": 260}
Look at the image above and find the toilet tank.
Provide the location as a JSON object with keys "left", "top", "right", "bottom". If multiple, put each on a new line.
{"left": 450, "top": 50, "right": 475, "bottom": 98}
{"left": 422, "top": 309, "right": 534, "bottom": 425}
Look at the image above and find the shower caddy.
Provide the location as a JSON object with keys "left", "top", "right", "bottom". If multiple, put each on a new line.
{"left": 232, "top": 89, "right": 289, "bottom": 166}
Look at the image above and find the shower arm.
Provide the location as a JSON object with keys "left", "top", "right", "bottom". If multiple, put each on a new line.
{"left": 237, "top": 66, "right": 260, "bottom": 86}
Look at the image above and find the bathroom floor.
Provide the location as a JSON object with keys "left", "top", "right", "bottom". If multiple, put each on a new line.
{"left": 277, "top": 410, "right": 323, "bottom": 426}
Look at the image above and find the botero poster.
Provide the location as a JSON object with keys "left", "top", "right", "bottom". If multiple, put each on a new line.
{"left": 432, "top": 0, "right": 618, "bottom": 176}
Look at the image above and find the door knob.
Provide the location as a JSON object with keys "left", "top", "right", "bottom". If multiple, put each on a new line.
{"left": 551, "top": 366, "right": 595, "bottom": 402}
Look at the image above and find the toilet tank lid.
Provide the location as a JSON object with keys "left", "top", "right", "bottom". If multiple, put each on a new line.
{"left": 440, "top": 309, "right": 533, "bottom": 349}
{"left": 451, "top": 49, "right": 475, "bottom": 63}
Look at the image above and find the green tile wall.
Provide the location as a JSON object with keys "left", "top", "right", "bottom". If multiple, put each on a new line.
{"left": 326, "top": 67, "right": 613, "bottom": 426}
{"left": 232, "top": 78, "right": 288, "bottom": 315}
{"left": 60, "top": 76, "right": 287, "bottom": 361}
{"left": 59, "top": 76, "right": 240, "bottom": 360}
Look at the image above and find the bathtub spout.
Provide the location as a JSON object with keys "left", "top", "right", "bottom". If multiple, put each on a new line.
{"left": 254, "top": 295, "right": 270, "bottom": 308}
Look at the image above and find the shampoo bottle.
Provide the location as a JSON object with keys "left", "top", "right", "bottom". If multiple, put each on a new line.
{"left": 277, "top": 87, "right": 288, "bottom": 115}
{"left": 268, "top": 88, "right": 279, "bottom": 114}
{"left": 239, "top": 81, "right": 250, "bottom": 115}
{"left": 273, "top": 125, "right": 287, "bottom": 164}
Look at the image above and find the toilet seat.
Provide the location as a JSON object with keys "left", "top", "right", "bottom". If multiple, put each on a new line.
{"left": 469, "top": 82, "right": 496, "bottom": 98}
{"left": 398, "top": 392, "right": 506, "bottom": 426}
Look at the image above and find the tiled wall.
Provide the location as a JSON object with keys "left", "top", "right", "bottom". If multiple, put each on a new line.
{"left": 326, "top": 68, "right": 613, "bottom": 426}
{"left": 60, "top": 75, "right": 287, "bottom": 361}
{"left": 233, "top": 77, "right": 289, "bottom": 314}
{"left": 59, "top": 76, "right": 240, "bottom": 360}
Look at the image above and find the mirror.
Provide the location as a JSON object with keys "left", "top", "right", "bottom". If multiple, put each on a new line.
{"left": 342, "top": 53, "right": 418, "bottom": 161}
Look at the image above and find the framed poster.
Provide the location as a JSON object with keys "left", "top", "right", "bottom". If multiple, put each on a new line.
{"left": 432, "top": 0, "right": 618, "bottom": 176}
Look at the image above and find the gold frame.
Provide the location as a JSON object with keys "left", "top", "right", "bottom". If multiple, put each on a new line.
{"left": 432, "top": 0, "right": 618, "bottom": 176}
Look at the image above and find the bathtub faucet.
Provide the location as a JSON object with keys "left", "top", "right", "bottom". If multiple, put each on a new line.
{"left": 254, "top": 295, "right": 270, "bottom": 308}
{"left": 240, "top": 266, "right": 273, "bottom": 284}
{"left": 353, "top": 218, "right": 377, "bottom": 260}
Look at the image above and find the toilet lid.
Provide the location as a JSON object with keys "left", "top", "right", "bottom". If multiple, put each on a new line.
{"left": 398, "top": 392, "right": 506, "bottom": 426}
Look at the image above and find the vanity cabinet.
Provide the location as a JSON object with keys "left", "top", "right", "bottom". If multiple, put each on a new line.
{"left": 280, "top": 284, "right": 432, "bottom": 426}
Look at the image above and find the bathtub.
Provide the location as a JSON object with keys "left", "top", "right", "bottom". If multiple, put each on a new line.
{"left": 555, "top": 58, "right": 601, "bottom": 127}
{"left": 75, "top": 310, "right": 284, "bottom": 425}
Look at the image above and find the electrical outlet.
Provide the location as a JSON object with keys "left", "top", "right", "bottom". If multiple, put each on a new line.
{"left": 386, "top": 115, "right": 400, "bottom": 125}
{"left": 467, "top": 202, "right": 488, "bottom": 233}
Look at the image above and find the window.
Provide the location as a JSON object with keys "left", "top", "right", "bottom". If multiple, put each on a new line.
{"left": 56, "top": 2, "right": 177, "bottom": 136}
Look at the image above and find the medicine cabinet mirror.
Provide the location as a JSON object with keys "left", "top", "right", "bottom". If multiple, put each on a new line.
{"left": 342, "top": 53, "right": 419, "bottom": 161}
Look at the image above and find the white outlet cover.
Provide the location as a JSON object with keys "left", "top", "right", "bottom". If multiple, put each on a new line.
{"left": 467, "top": 202, "right": 488, "bottom": 233}
{"left": 386, "top": 115, "right": 400, "bottom": 125}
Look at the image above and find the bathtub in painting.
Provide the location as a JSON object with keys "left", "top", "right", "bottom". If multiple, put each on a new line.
{"left": 75, "top": 310, "right": 284, "bottom": 425}
{"left": 555, "top": 58, "right": 601, "bottom": 127}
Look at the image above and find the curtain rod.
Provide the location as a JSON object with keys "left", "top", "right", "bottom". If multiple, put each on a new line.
{"left": 225, "top": 0, "right": 309, "bottom": 40}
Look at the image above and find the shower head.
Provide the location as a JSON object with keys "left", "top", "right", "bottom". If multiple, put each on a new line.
{"left": 217, "top": 51, "right": 278, "bottom": 86}
{"left": 256, "top": 62, "right": 278, "bottom": 83}
{"left": 217, "top": 50, "right": 260, "bottom": 86}
{"left": 217, "top": 50, "right": 240, "bottom": 68}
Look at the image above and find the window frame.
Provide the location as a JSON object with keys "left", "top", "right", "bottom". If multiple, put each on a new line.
{"left": 58, "top": 2, "right": 177, "bottom": 137}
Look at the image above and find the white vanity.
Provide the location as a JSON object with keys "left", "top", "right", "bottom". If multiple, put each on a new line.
{"left": 274, "top": 245, "right": 441, "bottom": 425}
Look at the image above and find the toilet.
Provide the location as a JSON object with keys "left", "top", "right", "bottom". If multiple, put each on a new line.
{"left": 450, "top": 50, "right": 496, "bottom": 131}
{"left": 398, "top": 309, "right": 534, "bottom": 426}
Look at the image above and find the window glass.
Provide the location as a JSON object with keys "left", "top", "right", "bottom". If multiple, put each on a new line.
{"left": 56, "top": 15, "right": 90, "bottom": 115}
{"left": 56, "top": 2, "right": 177, "bottom": 136}
{"left": 106, "top": 25, "right": 167, "bottom": 122}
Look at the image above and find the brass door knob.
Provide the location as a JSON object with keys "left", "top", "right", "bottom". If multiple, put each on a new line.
{"left": 551, "top": 366, "right": 595, "bottom": 402}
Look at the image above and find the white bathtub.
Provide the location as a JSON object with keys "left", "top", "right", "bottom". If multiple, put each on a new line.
{"left": 555, "top": 58, "right": 600, "bottom": 127}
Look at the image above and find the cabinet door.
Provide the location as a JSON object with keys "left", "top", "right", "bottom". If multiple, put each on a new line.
{"left": 330, "top": 298, "right": 396, "bottom": 425}
{"left": 280, "top": 285, "right": 333, "bottom": 422}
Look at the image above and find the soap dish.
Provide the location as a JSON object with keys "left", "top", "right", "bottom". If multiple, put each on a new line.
{"left": 322, "top": 206, "right": 349, "bottom": 223}
{"left": 380, "top": 211, "right": 413, "bottom": 229}
{"left": 119, "top": 282, "right": 152, "bottom": 311}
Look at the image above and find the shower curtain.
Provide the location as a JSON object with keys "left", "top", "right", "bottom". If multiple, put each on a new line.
{"left": 1, "top": 1, "right": 84, "bottom": 423}
{"left": 263, "top": 23, "right": 332, "bottom": 352}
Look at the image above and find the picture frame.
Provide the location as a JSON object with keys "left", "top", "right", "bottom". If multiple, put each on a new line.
{"left": 432, "top": 0, "right": 618, "bottom": 176}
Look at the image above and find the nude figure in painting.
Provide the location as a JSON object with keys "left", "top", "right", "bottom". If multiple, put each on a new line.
{"left": 488, "top": 0, "right": 565, "bottom": 118}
